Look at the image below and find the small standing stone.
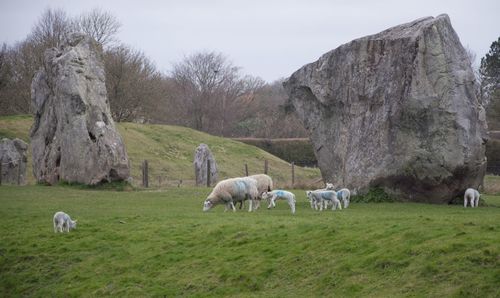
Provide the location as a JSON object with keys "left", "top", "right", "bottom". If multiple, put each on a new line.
{"left": 194, "top": 144, "right": 218, "bottom": 186}
{"left": 0, "top": 138, "right": 28, "bottom": 185}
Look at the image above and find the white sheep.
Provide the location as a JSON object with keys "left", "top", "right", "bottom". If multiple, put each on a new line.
{"left": 306, "top": 190, "right": 342, "bottom": 211}
{"left": 236, "top": 174, "right": 274, "bottom": 210}
{"left": 249, "top": 174, "right": 274, "bottom": 209}
{"left": 464, "top": 188, "right": 480, "bottom": 208}
{"left": 336, "top": 188, "right": 351, "bottom": 208}
{"left": 261, "top": 190, "right": 296, "bottom": 214}
{"left": 306, "top": 182, "right": 335, "bottom": 210}
{"left": 53, "top": 211, "right": 77, "bottom": 233}
{"left": 325, "top": 184, "right": 351, "bottom": 209}
{"left": 203, "top": 177, "right": 259, "bottom": 212}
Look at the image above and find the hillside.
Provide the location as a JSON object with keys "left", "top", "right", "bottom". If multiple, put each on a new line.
{"left": 0, "top": 115, "right": 321, "bottom": 187}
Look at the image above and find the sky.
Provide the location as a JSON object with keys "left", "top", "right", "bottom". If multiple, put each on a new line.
{"left": 1, "top": 0, "right": 499, "bottom": 82}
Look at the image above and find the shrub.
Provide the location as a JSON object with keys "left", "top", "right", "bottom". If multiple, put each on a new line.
{"left": 352, "top": 187, "right": 395, "bottom": 203}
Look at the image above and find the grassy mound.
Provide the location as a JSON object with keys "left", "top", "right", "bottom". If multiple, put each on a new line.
{"left": 0, "top": 115, "right": 321, "bottom": 187}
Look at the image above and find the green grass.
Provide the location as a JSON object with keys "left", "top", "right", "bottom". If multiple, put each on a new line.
{"left": 0, "top": 115, "right": 320, "bottom": 187}
{"left": 1, "top": 186, "right": 499, "bottom": 296}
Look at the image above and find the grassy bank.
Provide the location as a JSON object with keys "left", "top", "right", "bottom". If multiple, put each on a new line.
{"left": 0, "top": 115, "right": 321, "bottom": 188}
{"left": 0, "top": 185, "right": 499, "bottom": 296}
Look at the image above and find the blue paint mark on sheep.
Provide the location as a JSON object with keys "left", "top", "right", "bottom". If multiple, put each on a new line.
{"left": 320, "top": 192, "right": 334, "bottom": 200}
{"left": 233, "top": 181, "right": 246, "bottom": 196}
{"left": 276, "top": 190, "right": 285, "bottom": 197}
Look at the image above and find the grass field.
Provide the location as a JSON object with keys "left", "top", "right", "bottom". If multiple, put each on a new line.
{"left": 0, "top": 115, "right": 320, "bottom": 187}
{"left": 1, "top": 185, "right": 499, "bottom": 297}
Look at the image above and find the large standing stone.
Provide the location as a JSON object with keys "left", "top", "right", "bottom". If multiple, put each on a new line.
{"left": 0, "top": 138, "right": 28, "bottom": 185}
{"left": 283, "top": 15, "right": 488, "bottom": 203}
{"left": 30, "top": 33, "right": 130, "bottom": 185}
{"left": 194, "top": 144, "right": 218, "bottom": 186}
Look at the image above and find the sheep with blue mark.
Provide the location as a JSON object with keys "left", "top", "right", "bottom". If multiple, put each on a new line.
{"left": 203, "top": 177, "right": 259, "bottom": 212}
{"left": 305, "top": 183, "right": 334, "bottom": 210}
{"left": 236, "top": 174, "right": 274, "bottom": 210}
{"left": 306, "top": 190, "right": 342, "bottom": 211}
{"left": 464, "top": 188, "right": 480, "bottom": 208}
{"left": 325, "top": 183, "right": 351, "bottom": 209}
{"left": 261, "top": 190, "right": 296, "bottom": 214}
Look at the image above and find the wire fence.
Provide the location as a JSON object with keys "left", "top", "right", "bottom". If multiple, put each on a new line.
{"left": 134, "top": 158, "right": 323, "bottom": 189}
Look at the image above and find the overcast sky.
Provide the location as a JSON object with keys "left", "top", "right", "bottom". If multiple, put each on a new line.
{"left": 1, "top": 0, "right": 499, "bottom": 82}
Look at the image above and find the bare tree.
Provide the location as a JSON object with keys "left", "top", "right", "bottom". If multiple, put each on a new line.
{"left": 75, "top": 8, "right": 121, "bottom": 48}
{"left": 171, "top": 51, "right": 249, "bottom": 134}
{"left": 104, "top": 44, "right": 162, "bottom": 122}
{"left": 28, "top": 8, "right": 73, "bottom": 50}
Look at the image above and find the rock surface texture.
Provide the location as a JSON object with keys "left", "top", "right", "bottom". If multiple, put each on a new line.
{"left": 0, "top": 138, "right": 28, "bottom": 185}
{"left": 30, "top": 33, "right": 130, "bottom": 185}
{"left": 283, "top": 15, "right": 487, "bottom": 203}
{"left": 194, "top": 144, "right": 218, "bottom": 186}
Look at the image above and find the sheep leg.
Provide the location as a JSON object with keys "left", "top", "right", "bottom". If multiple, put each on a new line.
{"left": 267, "top": 198, "right": 273, "bottom": 209}
{"left": 288, "top": 197, "right": 296, "bottom": 214}
{"left": 231, "top": 201, "right": 236, "bottom": 212}
{"left": 254, "top": 199, "right": 261, "bottom": 210}
{"left": 248, "top": 199, "right": 254, "bottom": 212}
{"left": 464, "top": 196, "right": 468, "bottom": 208}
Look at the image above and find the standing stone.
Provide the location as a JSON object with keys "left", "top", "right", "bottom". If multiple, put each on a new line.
{"left": 194, "top": 144, "right": 218, "bottom": 186}
{"left": 30, "top": 33, "right": 130, "bottom": 185}
{"left": 0, "top": 138, "right": 28, "bottom": 185}
{"left": 283, "top": 15, "right": 488, "bottom": 203}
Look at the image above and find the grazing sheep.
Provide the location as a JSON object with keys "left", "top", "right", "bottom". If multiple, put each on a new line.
{"left": 203, "top": 177, "right": 259, "bottom": 212}
{"left": 464, "top": 188, "right": 480, "bottom": 208}
{"left": 261, "top": 190, "right": 296, "bottom": 214}
{"left": 236, "top": 174, "right": 274, "bottom": 210}
{"left": 248, "top": 174, "right": 274, "bottom": 209}
{"left": 53, "top": 211, "right": 77, "bottom": 233}
{"left": 306, "top": 190, "right": 342, "bottom": 211}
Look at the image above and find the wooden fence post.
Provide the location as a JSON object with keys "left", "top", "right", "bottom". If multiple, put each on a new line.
{"left": 291, "top": 162, "right": 295, "bottom": 188}
{"left": 142, "top": 160, "right": 149, "bottom": 188}
{"left": 207, "top": 159, "right": 211, "bottom": 187}
{"left": 245, "top": 163, "right": 249, "bottom": 176}
{"left": 158, "top": 176, "right": 161, "bottom": 187}
{"left": 264, "top": 160, "right": 268, "bottom": 174}
{"left": 17, "top": 163, "right": 21, "bottom": 185}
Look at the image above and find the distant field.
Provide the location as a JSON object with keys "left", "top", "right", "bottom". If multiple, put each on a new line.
{"left": 0, "top": 115, "right": 321, "bottom": 188}
{"left": 0, "top": 185, "right": 499, "bottom": 296}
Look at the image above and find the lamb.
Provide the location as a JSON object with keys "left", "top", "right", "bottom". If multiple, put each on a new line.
{"left": 261, "top": 190, "right": 296, "bottom": 214}
{"left": 306, "top": 190, "right": 342, "bottom": 211}
{"left": 325, "top": 184, "right": 351, "bottom": 209}
{"left": 305, "top": 183, "right": 335, "bottom": 210}
{"left": 53, "top": 211, "right": 77, "bottom": 233}
{"left": 203, "top": 177, "right": 259, "bottom": 212}
{"left": 464, "top": 188, "right": 480, "bottom": 208}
